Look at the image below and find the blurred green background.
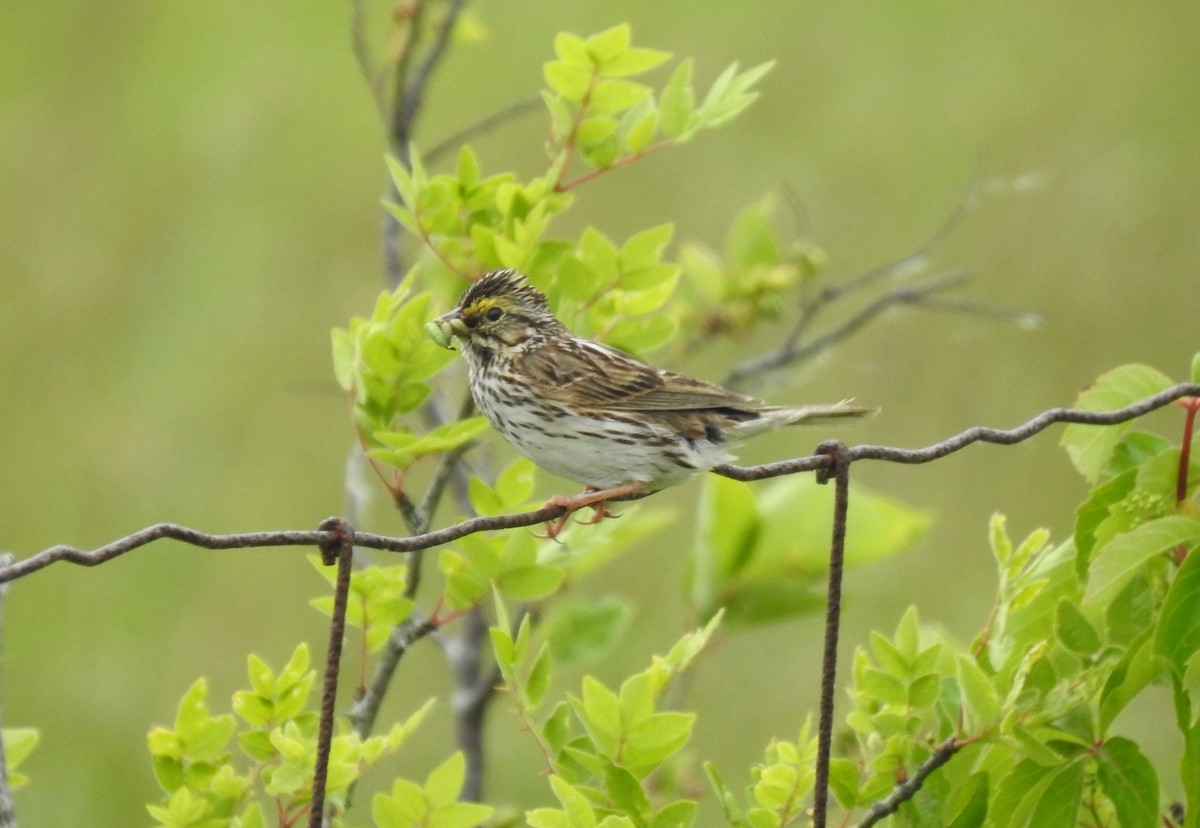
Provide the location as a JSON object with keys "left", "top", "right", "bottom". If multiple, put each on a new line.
{"left": 1, "top": 1, "right": 1197, "bottom": 823}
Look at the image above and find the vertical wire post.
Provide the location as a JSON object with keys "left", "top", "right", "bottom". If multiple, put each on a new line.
{"left": 310, "top": 518, "right": 356, "bottom": 828}
{"left": 812, "top": 442, "right": 852, "bottom": 828}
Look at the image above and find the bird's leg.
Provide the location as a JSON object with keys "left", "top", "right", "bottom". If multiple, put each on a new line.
{"left": 537, "top": 482, "right": 645, "bottom": 539}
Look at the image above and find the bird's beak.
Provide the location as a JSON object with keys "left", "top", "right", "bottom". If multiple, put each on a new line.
{"left": 426, "top": 309, "right": 470, "bottom": 350}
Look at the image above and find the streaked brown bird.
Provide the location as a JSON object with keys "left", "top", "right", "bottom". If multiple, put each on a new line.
{"left": 430, "top": 269, "right": 872, "bottom": 532}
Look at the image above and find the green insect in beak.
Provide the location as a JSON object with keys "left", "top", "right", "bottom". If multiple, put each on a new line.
{"left": 426, "top": 309, "right": 469, "bottom": 351}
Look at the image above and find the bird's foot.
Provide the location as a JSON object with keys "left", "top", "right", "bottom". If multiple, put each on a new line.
{"left": 535, "top": 482, "right": 645, "bottom": 540}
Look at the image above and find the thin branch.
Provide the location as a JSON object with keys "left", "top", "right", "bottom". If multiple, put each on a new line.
{"left": 349, "top": 0, "right": 385, "bottom": 115}
{"left": 350, "top": 612, "right": 438, "bottom": 739}
{"left": 427, "top": 96, "right": 544, "bottom": 164}
{"left": 856, "top": 737, "right": 963, "bottom": 827}
{"left": 5, "top": 383, "right": 1198, "bottom": 585}
{"left": 350, "top": 393, "right": 478, "bottom": 748}
{"left": 721, "top": 180, "right": 1033, "bottom": 390}
{"left": 393, "top": 0, "right": 467, "bottom": 141}
{"left": 446, "top": 607, "right": 493, "bottom": 801}
{"left": 724, "top": 270, "right": 972, "bottom": 386}
{"left": 380, "top": 0, "right": 470, "bottom": 287}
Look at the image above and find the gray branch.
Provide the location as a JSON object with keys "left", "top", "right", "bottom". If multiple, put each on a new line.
{"left": 857, "top": 737, "right": 962, "bottom": 827}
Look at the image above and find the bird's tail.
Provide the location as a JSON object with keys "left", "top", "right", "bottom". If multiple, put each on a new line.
{"left": 740, "top": 400, "right": 878, "bottom": 435}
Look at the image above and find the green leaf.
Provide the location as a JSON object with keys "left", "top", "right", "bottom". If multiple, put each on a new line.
{"left": 696, "top": 60, "right": 775, "bottom": 128}
{"left": 858, "top": 668, "right": 908, "bottom": 706}
{"left": 575, "top": 116, "right": 619, "bottom": 147}
{"left": 527, "top": 810, "right": 572, "bottom": 828}
{"left": 549, "top": 775, "right": 597, "bottom": 828}
{"left": 1110, "top": 430, "right": 1174, "bottom": 476}
{"left": 659, "top": 59, "right": 695, "bottom": 137}
{"left": 425, "top": 751, "right": 466, "bottom": 808}
{"left": 374, "top": 778, "right": 427, "bottom": 827}
{"left": 1085, "top": 515, "right": 1200, "bottom": 607}
{"left": 725, "top": 200, "right": 781, "bottom": 271}
{"left": 698, "top": 475, "right": 927, "bottom": 625}
{"left": 526, "top": 645, "right": 552, "bottom": 709}
{"left": 1095, "top": 737, "right": 1158, "bottom": 828}
{"left": 602, "top": 763, "right": 651, "bottom": 820}
{"left": 456, "top": 145, "right": 480, "bottom": 190}
{"left": 496, "top": 457, "right": 536, "bottom": 507}
{"left": 1060, "top": 364, "right": 1174, "bottom": 482}
{"left": 622, "top": 711, "right": 695, "bottom": 775}
{"left": 828, "top": 758, "right": 860, "bottom": 809}
{"left": 554, "top": 32, "right": 589, "bottom": 65}
{"left": 231, "top": 691, "right": 272, "bottom": 729}
{"left": 1099, "top": 636, "right": 1156, "bottom": 730}
{"left": 989, "top": 759, "right": 1059, "bottom": 827}
{"left": 331, "top": 328, "right": 354, "bottom": 391}
{"left": 662, "top": 611, "right": 723, "bottom": 674}
{"left": 4, "top": 728, "right": 38, "bottom": 771}
{"left": 585, "top": 24, "right": 631, "bottom": 64}
{"left": 620, "top": 223, "right": 674, "bottom": 270}
{"left": 603, "top": 47, "right": 672, "bottom": 78}
{"left": 1054, "top": 599, "right": 1101, "bottom": 656}
{"left": 1011, "top": 725, "right": 1068, "bottom": 767}
{"left": 589, "top": 80, "right": 651, "bottom": 114}
{"left": 430, "top": 802, "right": 495, "bottom": 828}
{"left": 235, "top": 802, "right": 266, "bottom": 828}
{"left": 578, "top": 226, "right": 620, "bottom": 285}
{"left": 1155, "top": 542, "right": 1200, "bottom": 675}
{"left": 621, "top": 105, "right": 659, "bottom": 154}
{"left": 989, "top": 512, "right": 1014, "bottom": 567}
{"left": 545, "top": 60, "right": 593, "bottom": 102}
{"left": 1027, "top": 762, "right": 1084, "bottom": 826}
{"left": 574, "top": 677, "right": 622, "bottom": 758}
{"left": 955, "top": 655, "right": 1000, "bottom": 732}
{"left": 1074, "top": 469, "right": 1137, "bottom": 563}
{"left": 909, "top": 673, "right": 941, "bottom": 707}
{"left": 496, "top": 565, "right": 565, "bottom": 601}
{"left": 546, "top": 597, "right": 632, "bottom": 666}
{"left": 607, "top": 315, "right": 677, "bottom": 354}
{"left": 648, "top": 800, "right": 696, "bottom": 828}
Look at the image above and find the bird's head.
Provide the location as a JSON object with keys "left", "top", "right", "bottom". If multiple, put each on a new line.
{"left": 428, "top": 269, "right": 565, "bottom": 354}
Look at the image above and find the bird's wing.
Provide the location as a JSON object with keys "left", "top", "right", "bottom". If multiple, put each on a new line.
{"left": 518, "top": 340, "right": 758, "bottom": 412}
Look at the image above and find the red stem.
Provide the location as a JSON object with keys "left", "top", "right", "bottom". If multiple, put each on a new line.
{"left": 1178, "top": 399, "right": 1199, "bottom": 506}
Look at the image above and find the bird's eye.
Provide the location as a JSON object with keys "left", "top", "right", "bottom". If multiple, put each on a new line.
{"left": 485, "top": 306, "right": 504, "bottom": 322}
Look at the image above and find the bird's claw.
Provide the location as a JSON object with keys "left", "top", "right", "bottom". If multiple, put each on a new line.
{"left": 532, "top": 483, "right": 643, "bottom": 540}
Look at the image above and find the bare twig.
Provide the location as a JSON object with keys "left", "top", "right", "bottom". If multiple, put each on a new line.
{"left": 380, "top": 0, "right": 470, "bottom": 287}
{"left": 721, "top": 181, "right": 1038, "bottom": 390}
{"left": 446, "top": 607, "right": 494, "bottom": 801}
{"left": 394, "top": 0, "right": 466, "bottom": 141}
{"left": 723, "top": 270, "right": 973, "bottom": 387}
{"left": 6, "top": 383, "right": 1198, "bottom": 585}
{"left": 349, "top": 0, "right": 385, "bottom": 115}
{"left": 351, "top": 612, "right": 439, "bottom": 740}
{"left": 857, "top": 737, "right": 963, "bottom": 827}
{"left": 811, "top": 443, "right": 851, "bottom": 828}
{"left": 426, "top": 96, "right": 544, "bottom": 164}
